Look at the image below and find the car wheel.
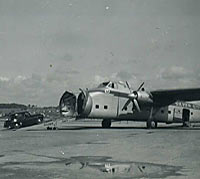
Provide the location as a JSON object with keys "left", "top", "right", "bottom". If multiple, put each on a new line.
{"left": 47, "top": 127, "right": 52, "bottom": 130}
{"left": 15, "top": 123, "right": 20, "bottom": 129}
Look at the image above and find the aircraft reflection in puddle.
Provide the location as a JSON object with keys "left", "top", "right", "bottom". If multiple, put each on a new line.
{"left": 65, "top": 156, "right": 184, "bottom": 178}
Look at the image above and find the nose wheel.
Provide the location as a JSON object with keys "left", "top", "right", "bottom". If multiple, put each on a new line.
{"left": 102, "top": 119, "right": 111, "bottom": 128}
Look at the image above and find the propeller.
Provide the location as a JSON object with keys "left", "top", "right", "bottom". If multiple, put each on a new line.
{"left": 125, "top": 81, "right": 131, "bottom": 92}
{"left": 122, "top": 82, "right": 144, "bottom": 112}
{"left": 133, "top": 98, "right": 141, "bottom": 112}
{"left": 137, "top": 82, "right": 144, "bottom": 91}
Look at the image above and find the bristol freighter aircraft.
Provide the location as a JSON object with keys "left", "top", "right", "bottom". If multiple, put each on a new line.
{"left": 59, "top": 81, "right": 200, "bottom": 129}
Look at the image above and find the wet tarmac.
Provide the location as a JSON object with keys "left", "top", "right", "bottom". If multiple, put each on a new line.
{"left": 0, "top": 120, "right": 200, "bottom": 178}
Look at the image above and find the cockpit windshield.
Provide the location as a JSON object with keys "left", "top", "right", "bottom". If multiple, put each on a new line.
{"left": 98, "top": 81, "right": 116, "bottom": 89}
{"left": 98, "top": 81, "right": 110, "bottom": 88}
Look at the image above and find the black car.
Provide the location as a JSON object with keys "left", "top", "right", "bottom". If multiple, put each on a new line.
{"left": 4, "top": 111, "right": 44, "bottom": 129}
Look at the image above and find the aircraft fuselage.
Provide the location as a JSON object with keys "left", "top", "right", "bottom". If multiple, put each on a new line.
{"left": 79, "top": 89, "right": 200, "bottom": 124}
{"left": 59, "top": 81, "right": 200, "bottom": 128}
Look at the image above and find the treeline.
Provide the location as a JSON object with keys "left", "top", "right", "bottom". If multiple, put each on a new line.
{"left": 0, "top": 103, "right": 27, "bottom": 109}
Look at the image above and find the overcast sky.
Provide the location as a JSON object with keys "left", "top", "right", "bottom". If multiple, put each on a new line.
{"left": 0, "top": 0, "right": 200, "bottom": 106}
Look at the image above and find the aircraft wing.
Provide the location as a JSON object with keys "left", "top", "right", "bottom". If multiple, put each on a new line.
{"left": 108, "top": 87, "right": 200, "bottom": 107}
{"left": 151, "top": 88, "right": 200, "bottom": 106}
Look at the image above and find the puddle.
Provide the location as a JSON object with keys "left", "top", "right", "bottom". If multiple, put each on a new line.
{"left": 65, "top": 156, "right": 184, "bottom": 178}
{"left": 0, "top": 154, "right": 185, "bottom": 178}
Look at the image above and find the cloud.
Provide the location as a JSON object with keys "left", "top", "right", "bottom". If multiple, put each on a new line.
{"left": 46, "top": 64, "right": 79, "bottom": 83}
{"left": 0, "top": 76, "right": 10, "bottom": 82}
{"left": 93, "top": 71, "right": 139, "bottom": 89}
{"left": 0, "top": 0, "right": 200, "bottom": 105}
{"left": 48, "top": 52, "right": 73, "bottom": 62}
{"left": 94, "top": 75, "right": 109, "bottom": 84}
{"left": 160, "top": 66, "right": 190, "bottom": 80}
{"left": 0, "top": 73, "right": 70, "bottom": 106}
{"left": 116, "top": 71, "right": 134, "bottom": 81}
{"left": 61, "top": 53, "right": 73, "bottom": 62}
{"left": 14, "top": 75, "right": 27, "bottom": 83}
{"left": 157, "top": 66, "right": 200, "bottom": 88}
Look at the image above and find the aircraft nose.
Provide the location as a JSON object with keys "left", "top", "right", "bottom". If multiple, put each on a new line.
{"left": 77, "top": 90, "right": 93, "bottom": 116}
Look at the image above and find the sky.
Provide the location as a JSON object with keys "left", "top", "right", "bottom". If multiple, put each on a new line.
{"left": 0, "top": 0, "right": 200, "bottom": 106}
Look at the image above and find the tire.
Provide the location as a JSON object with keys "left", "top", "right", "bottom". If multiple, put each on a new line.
{"left": 147, "top": 120, "right": 157, "bottom": 129}
{"left": 102, "top": 119, "right": 111, "bottom": 128}
{"left": 14, "top": 123, "right": 20, "bottom": 129}
{"left": 183, "top": 122, "right": 190, "bottom": 127}
{"left": 154, "top": 121, "right": 158, "bottom": 128}
{"left": 151, "top": 121, "right": 158, "bottom": 128}
{"left": 47, "top": 127, "right": 52, "bottom": 130}
{"left": 146, "top": 120, "right": 152, "bottom": 129}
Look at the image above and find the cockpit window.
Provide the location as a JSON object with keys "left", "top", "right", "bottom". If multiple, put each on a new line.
{"left": 112, "top": 83, "right": 114, "bottom": 88}
{"left": 98, "top": 82, "right": 110, "bottom": 88}
{"left": 108, "top": 82, "right": 115, "bottom": 88}
{"left": 118, "top": 81, "right": 127, "bottom": 88}
{"left": 98, "top": 81, "right": 117, "bottom": 89}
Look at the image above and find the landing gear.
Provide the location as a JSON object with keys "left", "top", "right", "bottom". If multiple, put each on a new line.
{"left": 182, "top": 121, "right": 190, "bottom": 127}
{"left": 155, "top": 121, "right": 158, "bottom": 128}
{"left": 147, "top": 107, "right": 157, "bottom": 129}
{"left": 102, "top": 119, "right": 111, "bottom": 128}
{"left": 146, "top": 120, "right": 157, "bottom": 129}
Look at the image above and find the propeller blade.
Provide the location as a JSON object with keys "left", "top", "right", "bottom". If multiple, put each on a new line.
{"left": 137, "top": 82, "right": 144, "bottom": 91}
{"left": 126, "top": 81, "right": 131, "bottom": 92}
{"left": 79, "top": 88, "right": 84, "bottom": 92}
{"left": 133, "top": 99, "right": 141, "bottom": 112}
{"left": 122, "top": 99, "right": 131, "bottom": 111}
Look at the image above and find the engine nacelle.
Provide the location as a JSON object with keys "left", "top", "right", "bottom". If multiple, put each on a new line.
{"left": 59, "top": 90, "right": 93, "bottom": 118}
{"left": 136, "top": 91, "right": 153, "bottom": 104}
{"left": 59, "top": 91, "right": 76, "bottom": 117}
{"left": 77, "top": 91, "right": 93, "bottom": 116}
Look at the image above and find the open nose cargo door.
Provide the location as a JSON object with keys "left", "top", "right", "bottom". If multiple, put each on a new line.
{"left": 59, "top": 91, "right": 76, "bottom": 117}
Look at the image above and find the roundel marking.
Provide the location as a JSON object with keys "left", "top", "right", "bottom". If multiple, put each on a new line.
{"left": 105, "top": 89, "right": 110, "bottom": 94}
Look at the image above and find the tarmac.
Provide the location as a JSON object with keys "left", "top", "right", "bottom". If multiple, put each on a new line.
{"left": 0, "top": 119, "right": 200, "bottom": 179}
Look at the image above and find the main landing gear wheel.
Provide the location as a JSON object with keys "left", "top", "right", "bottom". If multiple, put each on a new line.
{"left": 146, "top": 120, "right": 157, "bottom": 129}
{"left": 183, "top": 122, "right": 190, "bottom": 127}
{"left": 102, "top": 119, "right": 111, "bottom": 128}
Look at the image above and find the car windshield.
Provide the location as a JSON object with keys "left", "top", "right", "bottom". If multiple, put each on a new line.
{"left": 25, "top": 112, "right": 30, "bottom": 117}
